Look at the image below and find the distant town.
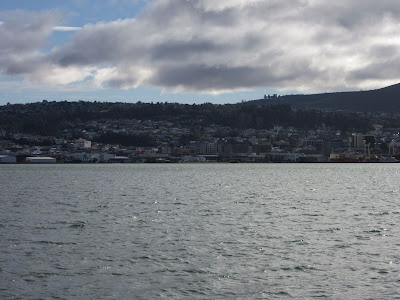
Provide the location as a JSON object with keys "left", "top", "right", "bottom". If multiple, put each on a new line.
{"left": 1, "top": 100, "right": 400, "bottom": 163}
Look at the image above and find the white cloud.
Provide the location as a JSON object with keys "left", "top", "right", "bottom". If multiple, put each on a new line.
{"left": 53, "top": 26, "right": 81, "bottom": 31}
{"left": 2, "top": 0, "right": 400, "bottom": 94}
{"left": 0, "top": 22, "right": 81, "bottom": 32}
{"left": 25, "top": 65, "right": 94, "bottom": 85}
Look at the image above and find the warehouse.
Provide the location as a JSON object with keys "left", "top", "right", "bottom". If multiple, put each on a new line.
{"left": 26, "top": 157, "right": 56, "bottom": 164}
{"left": 0, "top": 155, "right": 16, "bottom": 163}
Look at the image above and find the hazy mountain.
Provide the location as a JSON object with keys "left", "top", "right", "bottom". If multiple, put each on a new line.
{"left": 248, "top": 83, "right": 400, "bottom": 113}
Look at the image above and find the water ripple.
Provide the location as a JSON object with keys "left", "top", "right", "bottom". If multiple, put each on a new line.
{"left": 1, "top": 164, "right": 400, "bottom": 299}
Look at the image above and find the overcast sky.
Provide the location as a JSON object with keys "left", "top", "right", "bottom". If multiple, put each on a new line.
{"left": 1, "top": 0, "right": 400, "bottom": 105}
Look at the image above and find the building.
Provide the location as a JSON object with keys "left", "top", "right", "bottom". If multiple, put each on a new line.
{"left": 352, "top": 134, "right": 375, "bottom": 149}
{"left": 323, "top": 139, "right": 346, "bottom": 156}
{"left": 181, "top": 156, "right": 207, "bottom": 163}
{"left": 75, "top": 139, "right": 92, "bottom": 149}
{"left": 0, "top": 155, "right": 16, "bottom": 163}
{"left": 189, "top": 142, "right": 217, "bottom": 155}
{"left": 301, "top": 139, "right": 324, "bottom": 152}
{"left": 26, "top": 157, "right": 56, "bottom": 164}
{"left": 108, "top": 156, "right": 130, "bottom": 163}
{"left": 266, "top": 152, "right": 300, "bottom": 162}
{"left": 224, "top": 143, "right": 250, "bottom": 155}
{"left": 73, "top": 153, "right": 95, "bottom": 163}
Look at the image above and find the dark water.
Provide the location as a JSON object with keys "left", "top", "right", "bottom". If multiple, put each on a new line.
{"left": 1, "top": 164, "right": 400, "bottom": 299}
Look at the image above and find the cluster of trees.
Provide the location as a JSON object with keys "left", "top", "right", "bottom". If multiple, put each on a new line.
{"left": 0, "top": 100, "right": 374, "bottom": 136}
{"left": 94, "top": 133, "right": 157, "bottom": 147}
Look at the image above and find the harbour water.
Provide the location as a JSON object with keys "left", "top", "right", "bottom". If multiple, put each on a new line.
{"left": 1, "top": 164, "right": 400, "bottom": 299}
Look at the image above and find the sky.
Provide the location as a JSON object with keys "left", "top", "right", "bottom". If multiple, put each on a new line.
{"left": 1, "top": 0, "right": 400, "bottom": 105}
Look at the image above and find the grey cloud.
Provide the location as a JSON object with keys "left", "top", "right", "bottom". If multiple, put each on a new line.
{"left": 2, "top": 56, "right": 44, "bottom": 75}
{"left": 347, "top": 59, "right": 400, "bottom": 81}
{"left": 53, "top": 20, "right": 140, "bottom": 66}
{"left": 151, "top": 60, "right": 320, "bottom": 92}
{"left": 152, "top": 65, "right": 273, "bottom": 90}
{"left": 368, "top": 45, "right": 399, "bottom": 58}
{"left": 150, "top": 39, "right": 226, "bottom": 61}
{"left": 2, "top": 0, "right": 400, "bottom": 93}
{"left": 0, "top": 11, "right": 58, "bottom": 78}
{"left": 0, "top": 11, "right": 58, "bottom": 56}
{"left": 301, "top": 0, "right": 400, "bottom": 29}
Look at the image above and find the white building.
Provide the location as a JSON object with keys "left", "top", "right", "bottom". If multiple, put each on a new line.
{"left": 75, "top": 139, "right": 92, "bottom": 149}
{"left": 26, "top": 157, "right": 56, "bottom": 164}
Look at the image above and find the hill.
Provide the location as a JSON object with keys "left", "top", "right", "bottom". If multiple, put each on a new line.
{"left": 0, "top": 101, "right": 373, "bottom": 137}
{"left": 248, "top": 83, "right": 400, "bottom": 112}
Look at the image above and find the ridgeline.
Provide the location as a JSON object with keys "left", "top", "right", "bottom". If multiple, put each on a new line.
{"left": 246, "top": 83, "right": 400, "bottom": 113}
{"left": 0, "top": 101, "right": 374, "bottom": 138}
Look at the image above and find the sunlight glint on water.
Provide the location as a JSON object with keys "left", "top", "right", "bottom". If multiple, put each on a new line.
{"left": 1, "top": 164, "right": 400, "bottom": 299}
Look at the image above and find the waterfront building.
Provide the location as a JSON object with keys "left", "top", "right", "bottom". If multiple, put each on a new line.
{"left": 73, "top": 152, "right": 95, "bottom": 163}
{"left": 26, "top": 157, "right": 56, "bottom": 164}
{"left": 181, "top": 156, "right": 207, "bottom": 163}
{"left": 266, "top": 152, "right": 300, "bottom": 163}
{"left": 108, "top": 156, "right": 130, "bottom": 163}
{"left": 0, "top": 155, "right": 16, "bottom": 163}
